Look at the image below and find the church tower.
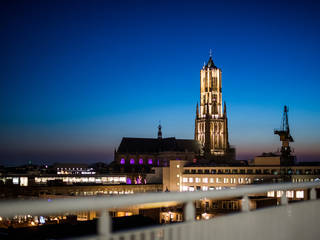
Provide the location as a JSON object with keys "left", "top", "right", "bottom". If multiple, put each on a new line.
{"left": 194, "top": 53, "right": 230, "bottom": 157}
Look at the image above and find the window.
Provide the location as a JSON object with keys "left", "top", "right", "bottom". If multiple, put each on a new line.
{"left": 286, "top": 191, "right": 294, "bottom": 198}
{"left": 210, "top": 178, "right": 214, "bottom": 183}
{"left": 204, "top": 169, "right": 209, "bottom": 174}
{"left": 130, "top": 159, "right": 135, "bottom": 164}
{"left": 183, "top": 178, "right": 188, "bottom": 183}
{"left": 196, "top": 186, "right": 201, "bottom": 191}
{"left": 256, "top": 169, "right": 262, "bottom": 174}
{"left": 177, "top": 164, "right": 180, "bottom": 168}
{"left": 203, "top": 178, "right": 208, "bottom": 183}
{"left": 189, "top": 178, "right": 194, "bottom": 183}
{"left": 202, "top": 186, "right": 208, "bottom": 191}
{"left": 276, "top": 191, "right": 283, "bottom": 197}
{"left": 223, "top": 178, "right": 228, "bottom": 183}
{"left": 263, "top": 169, "right": 270, "bottom": 174}
{"left": 148, "top": 159, "right": 153, "bottom": 164}
{"left": 120, "top": 158, "right": 125, "bottom": 164}
{"left": 267, "top": 191, "right": 275, "bottom": 197}
{"left": 177, "top": 174, "right": 180, "bottom": 178}
{"left": 225, "top": 169, "right": 230, "bottom": 174}
{"left": 198, "top": 169, "right": 203, "bottom": 174}
{"left": 139, "top": 158, "right": 143, "bottom": 164}
{"left": 191, "top": 170, "right": 196, "bottom": 174}
{"left": 211, "top": 169, "right": 216, "bottom": 174}
{"left": 189, "top": 186, "right": 194, "bottom": 192}
{"left": 240, "top": 169, "right": 245, "bottom": 174}
{"left": 185, "top": 169, "right": 190, "bottom": 174}
{"left": 195, "top": 178, "right": 200, "bottom": 183}
{"left": 182, "top": 186, "right": 188, "bottom": 191}
{"left": 232, "top": 169, "right": 238, "bottom": 174}
{"left": 296, "top": 190, "right": 304, "bottom": 199}
{"left": 305, "top": 169, "right": 312, "bottom": 175}
{"left": 247, "top": 169, "right": 253, "bottom": 174}
{"left": 216, "top": 178, "right": 221, "bottom": 183}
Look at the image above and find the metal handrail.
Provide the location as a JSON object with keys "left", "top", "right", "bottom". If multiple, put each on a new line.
{"left": 0, "top": 182, "right": 319, "bottom": 218}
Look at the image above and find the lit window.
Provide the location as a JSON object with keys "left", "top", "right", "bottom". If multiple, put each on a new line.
{"left": 189, "top": 178, "right": 194, "bottom": 183}
{"left": 177, "top": 164, "right": 180, "bottom": 168}
{"left": 202, "top": 186, "right": 208, "bottom": 191}
{"left": 277, "top": 191, "right": 284, "bottom": 197}
{"left": 189, "top": 186, "right": 195, "bottom": 192}
{"left": 183, "top": 178, "right": 188, "bottom": 183}
{"left": 286, "top": 191, "right": 294, "bottom": 198}
{"left": 182, "top": 186, "right": 188, "bottom": 191}
{"left": 195, "top": 178, "right": 200, "bottom": 183}
{"left": 139, "top": 158, "right": 143, "bottom": 164}
{"left": 267, "top": 191, "right": 275, "bottom": 197}
{"left": 210, "top": 178, "right": 214, "bottom": 183}
{"left": 203, "top": 178, "right": 208, "bottom": 183}
{"left": 148, "top": 159, "right": 153, "bottom": 164}
{"left": 216, "top": 178, "right": 221, "bottom": 183}
{"left": 12, "top": 177, "right": 19, "bottom": 185}
{"left": 177, "top": 174, "right": 180, "bottom": 178}
{"left": 130, "top": 159, "right": 135, "bottom": 164}
{"left": 120, "top": 158, "right": 125, "bottom": 164}
{"left": 296, "top": 190, "right": 304, "bottom": 199}
{"left": 223, "top": 178, "right": 228, "bottom": 183}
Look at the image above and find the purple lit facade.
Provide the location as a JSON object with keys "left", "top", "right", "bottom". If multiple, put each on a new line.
{"left": 139, "top": 158, "right": 143, "bottom": 164}
{"left": 120, "top": 158, "right": 125, "bottom": 164}
{"left": 130, "top": 158, "right": 135, "bottom": 164}
{"left": 148, "top": 159, "right": 153, "bottom": 164}
{"left": 126, "top": 178, "right": 131, "bottom": 184}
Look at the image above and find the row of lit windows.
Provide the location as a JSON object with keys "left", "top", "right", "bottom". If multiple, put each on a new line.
{"left": 182, "top": 186, "right": 225, "bottom": 192}
{"left": 34, "top": 176, "right": 127, "bottom": 184}
{"left": 182, "top": 177, "right": 251, "bottom": 184}
{"left": 184, "top": 168, "right": 320, "bottom": 175}
{"left": 120, "top": 158, "right": 155, "bottom": 165}
{"left": 57, "top": 171, "right": 96, "bottom": 175}
{"left": 267, "top": 190, "right": 304, "bottom": 199}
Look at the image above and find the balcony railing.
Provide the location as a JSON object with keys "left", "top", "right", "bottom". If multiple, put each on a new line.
{"left": 0, "top": 182, "right": 320, "bottom": 240}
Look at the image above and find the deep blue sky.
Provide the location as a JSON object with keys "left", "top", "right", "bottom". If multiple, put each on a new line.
{"left": 1, "top": 0, "right": 320, "bottom": 166}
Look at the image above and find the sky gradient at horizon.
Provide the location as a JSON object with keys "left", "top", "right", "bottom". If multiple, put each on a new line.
{"left": 1, "top": 0, "right": 320, "bottom": 166}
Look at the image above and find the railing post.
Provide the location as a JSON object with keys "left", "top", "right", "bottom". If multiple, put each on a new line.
{"left": 310, "top": 188, "right": 317, "bottom": 200}
{"left": 184, "top": 201, "right": 195, "bottom": 221}
{"left": 281, "top": 193, "right": 288, "bottom": 205}
{"left": 241, "top": 195, "right": 250, "bottom": 212}
{"left": 183, "top": 201, "right": 195, "bottom": 240}
{"left": 98, "top": 209, "right": 111, "bottom": 240}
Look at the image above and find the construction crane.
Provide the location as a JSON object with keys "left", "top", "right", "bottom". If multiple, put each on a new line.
{"left": 274, "top": 105, "right": 294, "bottom": 157}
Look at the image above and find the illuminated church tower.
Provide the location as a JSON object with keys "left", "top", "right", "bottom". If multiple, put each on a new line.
{"left": 195, "top": 53, "right": 232, "bottom": 158}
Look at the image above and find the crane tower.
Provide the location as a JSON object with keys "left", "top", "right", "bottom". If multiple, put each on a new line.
{"left": 274, "top": 106, "right": 294, "bottom": 158}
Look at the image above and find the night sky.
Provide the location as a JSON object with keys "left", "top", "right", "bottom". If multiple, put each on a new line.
{"left": 1, "top": 0, "right": 320, "bottom": 166}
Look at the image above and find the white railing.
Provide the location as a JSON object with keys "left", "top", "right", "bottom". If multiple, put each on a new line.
{"left": 0, "top": 182, "right": 320, "bottom": 240}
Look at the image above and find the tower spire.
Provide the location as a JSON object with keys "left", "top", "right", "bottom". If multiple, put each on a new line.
{"left": 223, "top": 101, "right": 227, "bottom": 117}
{"left": 158, "top": 122, "right": 162, "bottom": 139}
